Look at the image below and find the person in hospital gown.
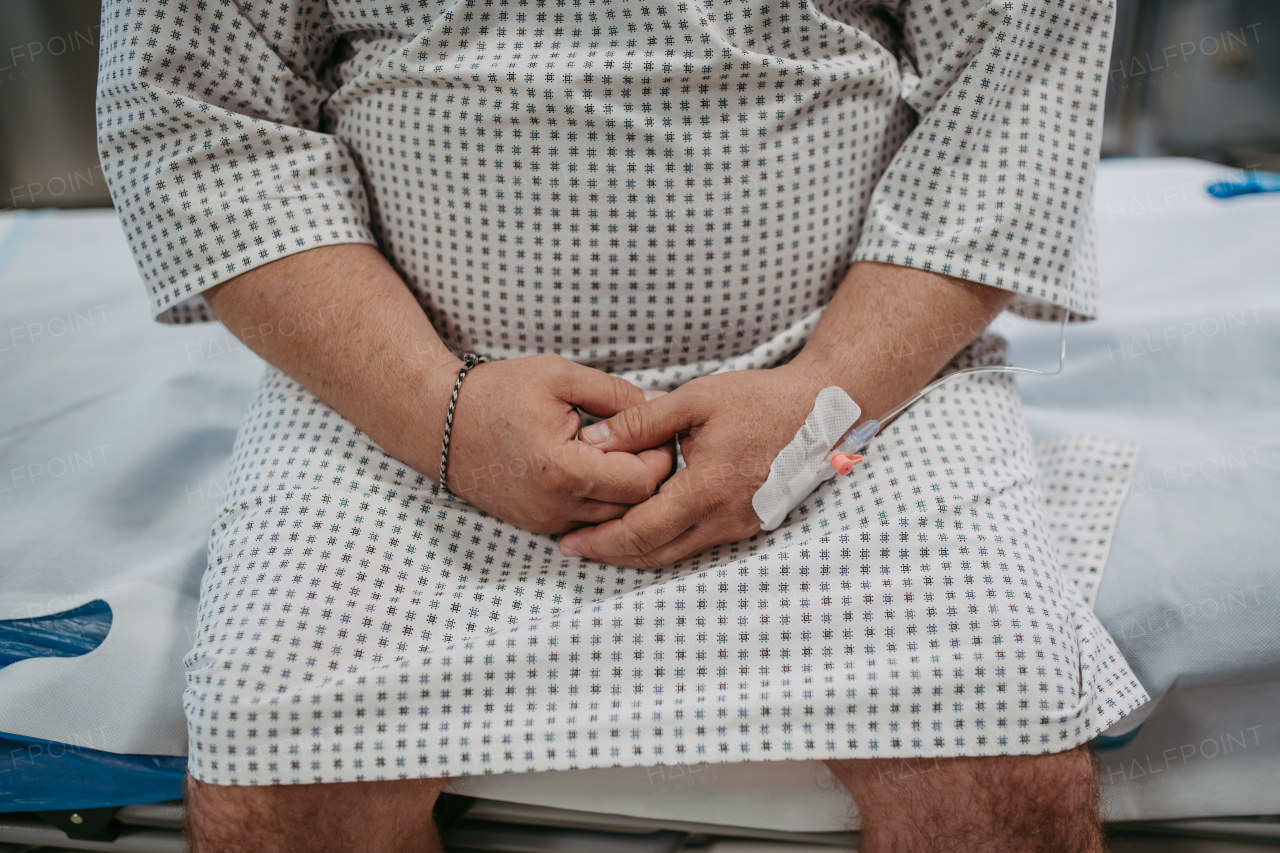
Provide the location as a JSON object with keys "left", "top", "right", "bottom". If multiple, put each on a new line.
{"left": 96, "top": 0, "right": 1146, "bottom": 807}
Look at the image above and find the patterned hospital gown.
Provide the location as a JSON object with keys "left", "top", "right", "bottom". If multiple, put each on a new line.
{"left": 96, "top": 0, "right": 1148, "bottom": 785}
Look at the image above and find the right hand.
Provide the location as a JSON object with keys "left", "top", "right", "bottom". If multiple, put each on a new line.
{"left": 433, "top": 353, "right": 675, "bottom": 535}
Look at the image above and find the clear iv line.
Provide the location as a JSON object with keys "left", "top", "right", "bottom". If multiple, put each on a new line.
{"left": 827, "top": 310, "right": 1070, "bottom": 474}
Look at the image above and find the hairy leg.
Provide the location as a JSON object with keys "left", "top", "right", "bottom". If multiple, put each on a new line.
{"left": 184, "top": 774, "right": 448, "bottom": 853}
{"left": 826, "top": 746, "right": 1103, "bottom": 853}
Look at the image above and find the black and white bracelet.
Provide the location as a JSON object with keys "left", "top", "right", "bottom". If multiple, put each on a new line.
{"left": 438, "top": 352, "right": 488, "bottom": 492}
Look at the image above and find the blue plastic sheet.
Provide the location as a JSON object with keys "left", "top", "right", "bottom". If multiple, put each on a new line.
{"left": 0, "top": 731, "right": 186, "bottom": 811}
{"left": 0, "top": 600, "right": 113, "bottom": 668}
{"left": 0, "top": 601, "right": 186, "bottom": 810}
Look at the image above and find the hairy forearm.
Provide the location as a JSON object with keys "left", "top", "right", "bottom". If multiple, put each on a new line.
{"left": 792, "top": 261, "right": 1015, "bottom": 422}
{"left": 203, "top": 244, "right": 460, "bottom": 479}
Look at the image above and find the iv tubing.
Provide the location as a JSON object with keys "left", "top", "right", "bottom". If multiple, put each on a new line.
{"left": 830, "top": 310, "right": 1070, "bottom": 465}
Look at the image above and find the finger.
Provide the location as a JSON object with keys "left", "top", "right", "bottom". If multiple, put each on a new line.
{"left": 578, "top": 388, "right": 702, "bottom": 453}
{"left": 558, "top": 439, "right": 676, "bottom": 504}
{"left": 558, "top": 362, "right": 662, "bottom": 419}
{"left": 599, "top": 524, "right": 721, "bottom": 569}
{"left": 558, "top": 468, "right": 703, "bottom": 562}
{"left": 569, "top": 499, "right": 635, "bottom": 524}
{"left": 637, "top": 443, "right": 678, "bottom": 484}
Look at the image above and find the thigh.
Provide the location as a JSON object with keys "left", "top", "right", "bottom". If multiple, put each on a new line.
{"left": 185, "top": 773, "right": 447, "bottom": 853}
{"left": 825, "top": 746, "right": 1103, "bottom": 853}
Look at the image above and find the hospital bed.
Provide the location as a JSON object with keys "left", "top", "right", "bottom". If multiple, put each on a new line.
{"left": 1, "top": 158, "right": 1278, "bottom": 850}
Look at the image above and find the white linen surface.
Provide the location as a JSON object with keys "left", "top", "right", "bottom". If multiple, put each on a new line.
{"left": 0, "top": 211, "right": 267, "bottom": 754}
{"left": 0, "top": 158, "right": 1277, "bottom": 824}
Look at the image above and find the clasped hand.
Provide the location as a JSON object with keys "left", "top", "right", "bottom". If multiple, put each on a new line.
{"left": 450, "top": 353, "right": 824, "bottom": 563}
{"left": 447, "top": 355, "right": 824, "bottom": 567}
{"left": 558, "top": 364, "right": 825, "bottom": 566}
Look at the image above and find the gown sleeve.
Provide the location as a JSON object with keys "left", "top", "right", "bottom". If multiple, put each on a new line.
{"left": 96, "top": 0, "right": 377, "bottom": 323}
{"left": 852, "top": 0, "right": 1116, "bottom": 319}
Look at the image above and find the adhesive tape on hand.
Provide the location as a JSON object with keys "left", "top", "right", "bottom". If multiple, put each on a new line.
{"left": 752, "top": 386, "right": 860, "bottom": 531}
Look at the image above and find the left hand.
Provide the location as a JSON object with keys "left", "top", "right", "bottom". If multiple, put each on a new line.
{"left": 558, "top": 362, "right": 830, "bottom": 567}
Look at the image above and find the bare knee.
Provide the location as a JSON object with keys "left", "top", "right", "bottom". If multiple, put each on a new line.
{"left": 826, "top": 746, "right": 1102, "bottom": 853}
{"left": 185, "top": 774, "right": 448, "bottom": 853}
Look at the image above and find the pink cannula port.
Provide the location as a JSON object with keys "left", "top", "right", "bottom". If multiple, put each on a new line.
{"left": 830, "top": 453, "right": 863, "bottom": 476}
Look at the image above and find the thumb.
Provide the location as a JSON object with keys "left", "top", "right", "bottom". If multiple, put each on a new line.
{"left": 579, "top": 389, "right": 698, "bottom": 452}
{"left": 558, "top": 362, "right": 655, "bottom": 418}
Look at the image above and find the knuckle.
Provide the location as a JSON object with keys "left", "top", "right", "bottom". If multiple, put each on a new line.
{"left": 647, "top": 465, "right": 673, "bottom": 497}
{"left": 616, "top": 405, "right": 648, "bottom": 441}
{"left": 528, "top": 508, "right": 576, "bottom": 536}
{"left": 524, "top": 503, "right": 556, "bottom": 528}
{"left": 683, "top": 375, "right": 712, "bottom": 400}
{"left": 545, "top": 455, "right": 589, "bottom": 496}
{"left": 531, "top": 352, "right": 565, "bottom": 374}
{"left": 601, "top": 504, "right": 629, "bottom": 522}
{"left": 636, "top": 475, "right": 662, "bottom": 502}
{"left": 701, "top": 487, "right": 730, "bottom": 516}
{"left": 617, "top": 524, "right": 654, "bottom": 558}
{"left": 566, "top": 472, "right": 594, "bottom": 501}
{"left": 609, "top": 376, "right": 639, "bottom": 409}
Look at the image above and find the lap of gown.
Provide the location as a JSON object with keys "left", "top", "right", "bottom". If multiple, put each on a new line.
{"left": 184, "top": 337, "right": 1148, "bottom": 785}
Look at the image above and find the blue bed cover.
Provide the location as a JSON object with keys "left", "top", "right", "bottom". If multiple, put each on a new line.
{"left": 0, "top": 602, "right": 186, "bottom": 811}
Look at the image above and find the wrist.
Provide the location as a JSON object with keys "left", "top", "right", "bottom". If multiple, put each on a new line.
{"left": 785, "top": 344, "right": 895, "bottom": 425}
{"left": 392, "top": 351, "right": 463, "bottom": 481}
{"left": 783, "top": 345, "right": 855, "bottom": 402}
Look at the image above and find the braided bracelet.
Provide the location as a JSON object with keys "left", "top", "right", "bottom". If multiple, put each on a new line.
{"left": 438, "top": 352, "right": 488, "bottom": 493}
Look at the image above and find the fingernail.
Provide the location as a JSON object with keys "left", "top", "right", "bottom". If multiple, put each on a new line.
{"left": 560, "top": 543, "right": 582, "bottom": 557}
{"left": 643, "top": 389, "right": 667, "bottom": 400}
{"left": 581, "top": 421, "right": 610, "bottom": 445}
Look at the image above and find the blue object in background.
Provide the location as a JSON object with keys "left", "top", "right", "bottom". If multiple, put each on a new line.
{"left": 0, "top": 731, "right": 186, "bottom": 811}
{"left": 0, "top": 599, "right": 113, "bottom": 668}
{"left": 1091, "top": 728, "right": 1144, "bottom": 750}
{"left": 0, "top": 601, "right": 187, "bottom": 810}
{"left": 1206, "top": 171, "right": 1280, "bottom": 198}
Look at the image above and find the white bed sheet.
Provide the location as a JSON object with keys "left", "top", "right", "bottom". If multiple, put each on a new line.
{"left": 0, "top": 158, "right": 1277, "bottom": 826}
{"left": 0, "top": 211, "right": 267, "bottom": 754}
